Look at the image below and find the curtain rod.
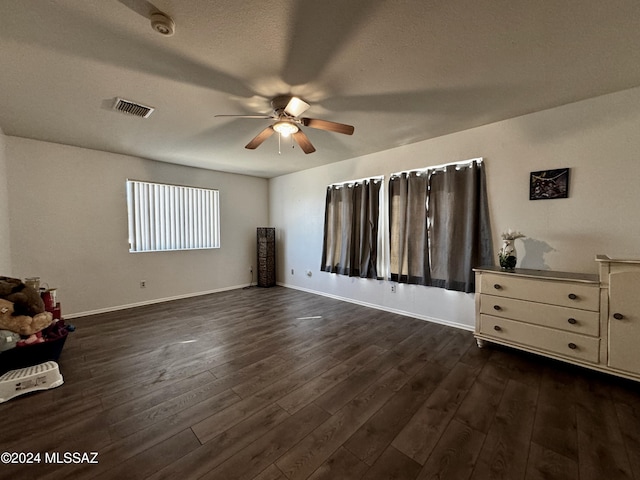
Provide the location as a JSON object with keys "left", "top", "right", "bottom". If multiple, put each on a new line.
{"left": 390, "top": 157, "right": 483, "bottom": 178}
{"left": 329, "top": 175, "right": 385, "bottom": 187}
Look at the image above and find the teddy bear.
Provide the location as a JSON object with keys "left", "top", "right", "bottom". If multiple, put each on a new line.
{"left": 0, "top": 329, "right": 21, "bottom": 352}
{"left": 0, "top": 276, "right": 46, "bottom": 317}
{"left": 0, "top": 298, "right": 53, "bottom": 336}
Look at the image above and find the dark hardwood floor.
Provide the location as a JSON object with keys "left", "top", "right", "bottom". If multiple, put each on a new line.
{"left": 2, "top": 286, "right": 640, "bottom": 480}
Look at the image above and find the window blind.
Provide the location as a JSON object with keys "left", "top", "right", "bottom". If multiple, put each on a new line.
{"left": 126, "top": 180, "right": 220, "bottom": 252}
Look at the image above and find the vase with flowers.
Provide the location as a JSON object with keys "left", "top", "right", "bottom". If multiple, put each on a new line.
{"left": 498, "top": 229, "right": 525, "bottom": 270}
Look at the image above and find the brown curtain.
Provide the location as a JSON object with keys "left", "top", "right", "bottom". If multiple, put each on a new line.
{"left": 389, "top": 160, "right": 492, "bottom": 293}
{"left": 321, "top": 179, "right": 381, "bottom": 278}
{"left": 428, "top": 162, "right": 492, "bottom": 292}
{"left": 389, "top": 172, "right": 430, "bottom": 284}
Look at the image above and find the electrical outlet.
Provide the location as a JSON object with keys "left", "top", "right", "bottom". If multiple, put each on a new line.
{"left": 391, "top": 284, "right": 396, "bottom": 293}
{"left": 249, "top": 266, "right": 253, "bottom": 273}
{"left": 140, "top": 280, "right": 146, "bottom": 288}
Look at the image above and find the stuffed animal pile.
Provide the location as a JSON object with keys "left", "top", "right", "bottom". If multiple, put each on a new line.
{"left": 0, "top": 276, "right": 54, "bottom": 350}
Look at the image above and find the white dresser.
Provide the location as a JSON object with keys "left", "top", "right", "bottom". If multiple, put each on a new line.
{"left": 474, "top": 256, "right": 640, "bottom": 382}
{"left": 597, "top": 255, "right": 640, "bottom": 379}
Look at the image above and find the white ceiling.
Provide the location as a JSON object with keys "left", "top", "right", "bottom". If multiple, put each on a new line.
{"left": 2, "top": 1, "right": 640, "bottom": 178}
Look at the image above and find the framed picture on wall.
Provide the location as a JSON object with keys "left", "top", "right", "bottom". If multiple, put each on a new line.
{"left": 529, "top": 168, "right": 570, "bottom": 200}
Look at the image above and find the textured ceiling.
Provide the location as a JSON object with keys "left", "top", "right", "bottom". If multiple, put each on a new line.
{"left": 1, "top": 0, "right": 640, "bottom": 178}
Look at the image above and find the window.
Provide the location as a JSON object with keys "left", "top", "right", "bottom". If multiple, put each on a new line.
{"left": 320, "top": 177, "right": 384, "bottom": 278}
{"left": 126, "top": 180, "right": 220, "bottom": 253}
{"left": 389, "top": 158, "right": 492, "bottom": 292}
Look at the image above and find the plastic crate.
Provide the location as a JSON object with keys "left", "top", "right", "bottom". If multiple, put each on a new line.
{"left": 0, "top": 321, "right": 69, "bottom": 375}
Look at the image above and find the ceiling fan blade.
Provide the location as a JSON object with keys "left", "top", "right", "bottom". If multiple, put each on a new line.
{"left": 292, "top": 130, "right": 316, "bottom": 154}
{"left": 284, "top": 97, "right": 310, "bottom": 117}
{"left": 301, "top": 118, "right": 354, "bottom": 135}
{"left": 215, "top": 114, "right": 274, "bottom": 119}
{"left": 245, "top": 126, "right": 275, "bottom": 150}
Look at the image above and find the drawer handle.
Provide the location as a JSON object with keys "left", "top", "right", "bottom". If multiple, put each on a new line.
{"left": 567, "top": 318, "right": 577, "bottom": 325}
{"left": 493, "top": 284, "right": 502, "bottom": 290}
{"left": 493, "top": 305, "right": 502, "bottom": 311}
{"left": 568, "top": 293, "right": 578, "bottom": 300}
{"left": 568, "top": 343, "right": 577, "bottom": 350}
{"left": 613, "top": 313, "right": 624, "bottom": 320}
{"left": 494, "top": 325, "right": 502, "bottom": 331}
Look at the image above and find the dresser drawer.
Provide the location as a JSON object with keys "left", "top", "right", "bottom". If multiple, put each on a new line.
{"left": 479, "top": 294, "right": 599, "bottom": 336}
{"left": 479, "top": 314, "right": 600, "bottom": 363}
{"left": 480, "top": 273, "right": 599, "bottom": 311}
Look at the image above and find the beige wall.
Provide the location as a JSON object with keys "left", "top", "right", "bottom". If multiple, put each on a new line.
{"left": 269, "top": 86, "right": 640, "bottom": 329}
{"left": 0, "top": 128, "right": 10, "bottom": 274}
{"left": 6, "top": 137, "right": 269, "bottom": 316}
{"left": 5, "top": 86, "right": 639, "bottom": 327}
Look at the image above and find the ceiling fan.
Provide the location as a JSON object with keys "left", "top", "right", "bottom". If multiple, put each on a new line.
{"left": 215, "top": 95, "right": 355, "bottom": 154}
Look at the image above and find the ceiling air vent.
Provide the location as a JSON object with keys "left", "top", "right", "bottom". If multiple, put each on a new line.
{"left": 113, "top": 97, "right": 155, "bottom": 118}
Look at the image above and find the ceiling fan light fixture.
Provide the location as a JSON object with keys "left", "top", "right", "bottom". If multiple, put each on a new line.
{"left": 273, "top": 121, "right": 299, "bottom": 137}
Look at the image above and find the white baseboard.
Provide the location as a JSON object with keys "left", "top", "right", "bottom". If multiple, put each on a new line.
{"left": 277, "top": 282, "right": 474, "bottom": 332}
{"left": 65, "top": 284, "right": 249, "bottom": 319}
{"left": 67, "top": 282, "right": 474, "bottom": 333}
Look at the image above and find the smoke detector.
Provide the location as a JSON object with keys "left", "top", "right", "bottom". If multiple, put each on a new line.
{"left": 150, "top": 12, "right": 175, "bottom": 36}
